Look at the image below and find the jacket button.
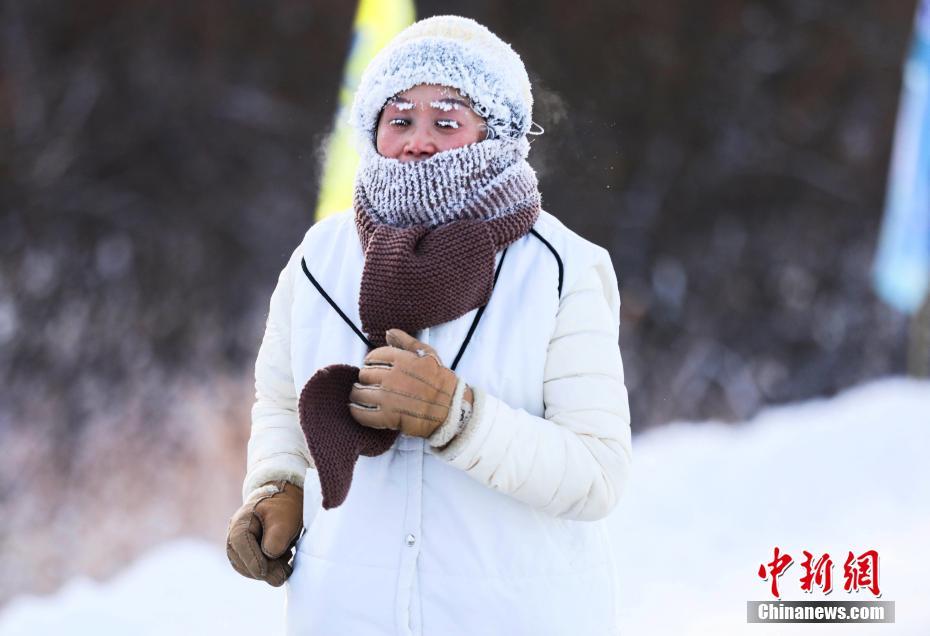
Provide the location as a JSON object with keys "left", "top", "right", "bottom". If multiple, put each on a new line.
{"left": 405, "top": 533, "right": 416, "bottom": 547}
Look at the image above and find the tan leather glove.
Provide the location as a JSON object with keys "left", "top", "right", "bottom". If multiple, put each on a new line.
{"left": 348, "top": 328, "right": 461, "bottom": 438}
{"left": 226, "top": 480, "right": 303, "bottom": 587}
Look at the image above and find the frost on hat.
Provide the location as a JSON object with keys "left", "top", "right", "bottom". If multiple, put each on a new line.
{"left": 350, "top": 15, "right": 533, "bottom": 143}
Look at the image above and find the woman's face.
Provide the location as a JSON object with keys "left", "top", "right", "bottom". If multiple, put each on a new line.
{"left": 375, "top": 84, "right": 487, "bottom": 162}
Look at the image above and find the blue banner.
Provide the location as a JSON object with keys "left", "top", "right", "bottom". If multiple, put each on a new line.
{"left": 873, "top": 0, "right": 930, "bottom": 314}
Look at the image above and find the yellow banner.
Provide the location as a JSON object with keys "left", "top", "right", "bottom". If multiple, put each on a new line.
{"left": 315, "top": 0, "right": 416, "bottom": 221}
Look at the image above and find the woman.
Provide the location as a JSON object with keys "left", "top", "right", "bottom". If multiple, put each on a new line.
{"left": 226, "top": 15, "right": 632, "bottom": 635}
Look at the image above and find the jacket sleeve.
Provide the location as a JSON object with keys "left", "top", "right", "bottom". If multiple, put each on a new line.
{"left": 432, "top": 250, "right": 632, "bottom": 521}
{"left": 241, "top": 246, "right": 314, "bottom": 503}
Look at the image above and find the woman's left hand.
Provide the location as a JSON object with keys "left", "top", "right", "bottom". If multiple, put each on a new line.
{"left": 348, "top": 328, "right": 458, "bottom": 438}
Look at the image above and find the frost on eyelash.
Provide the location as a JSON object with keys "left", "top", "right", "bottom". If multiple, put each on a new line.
{"left": 437, "top": 120, "right": 460, "bottom": 129}
{"left": 430, "top": 100, "right": 461, "bottom": 112}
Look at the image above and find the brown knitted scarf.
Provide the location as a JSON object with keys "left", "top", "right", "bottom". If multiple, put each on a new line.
{"left": 298, "top": 187, "right": 539, "bottom": 509}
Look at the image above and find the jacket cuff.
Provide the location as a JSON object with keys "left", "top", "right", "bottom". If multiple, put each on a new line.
{"left": 241, "top": 461, "right": 308, "bottom": 504}
{"left": 430, "top": 385, "right": 494, "bottom": 464}
{"left": 427, "top": 377, "right": 469, "bottom": 448}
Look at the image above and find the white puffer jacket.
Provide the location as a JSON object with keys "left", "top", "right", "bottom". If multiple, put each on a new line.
{"left": 243, "top": 209, "right": 632, "bottom": 635}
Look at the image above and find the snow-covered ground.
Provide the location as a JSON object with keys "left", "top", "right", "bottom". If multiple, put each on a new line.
{"left": 610, "top": 376, "right": 930, "bottom": 635}
{"left": 1, "top": 377, "right": 927, "bottom": 635}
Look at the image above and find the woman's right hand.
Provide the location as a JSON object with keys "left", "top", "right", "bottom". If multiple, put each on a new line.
{"left": 226, "top": 480, "right": 304, "bottom": 587}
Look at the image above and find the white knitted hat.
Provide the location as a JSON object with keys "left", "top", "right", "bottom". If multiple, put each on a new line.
{"left": 350, "top": 15, "right": 533, "bottom": 143}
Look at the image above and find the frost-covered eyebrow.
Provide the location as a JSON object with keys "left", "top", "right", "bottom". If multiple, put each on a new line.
{"left": 386, "top": 97, "right": 471, "bottom": 115}
{"left": 388, "top": 99, "right": 415, "bottom": 111}
{"left": 430, "top": 98, "right": 468, "bottom": 111}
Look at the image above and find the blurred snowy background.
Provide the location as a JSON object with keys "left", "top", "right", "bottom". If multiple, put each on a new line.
{"left": 1, "top": 0, "right": 928, "bottom": 633}
{"left": 2, "top": 378, "right": 928, "bottom": 634}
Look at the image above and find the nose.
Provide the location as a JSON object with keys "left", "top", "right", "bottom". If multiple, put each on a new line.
{"left": 402, "top": 128, "right": 437, "bottom": 161}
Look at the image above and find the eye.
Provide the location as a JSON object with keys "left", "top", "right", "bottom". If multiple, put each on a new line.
{"left": 389, "top": 118, "right": 410, "bottom": 127}
{"left": 436, "top": 119, "right": 460, "bottom": 130}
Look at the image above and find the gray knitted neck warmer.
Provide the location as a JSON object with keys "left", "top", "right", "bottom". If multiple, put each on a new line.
{"left": 354, "top": 137, "right": 540, "bottom": 228}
